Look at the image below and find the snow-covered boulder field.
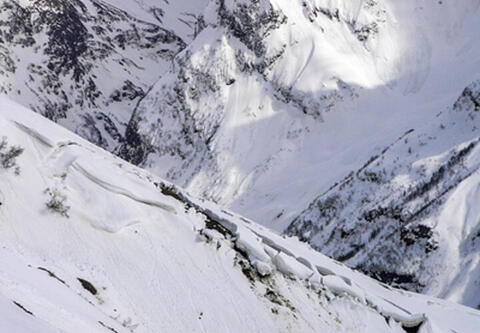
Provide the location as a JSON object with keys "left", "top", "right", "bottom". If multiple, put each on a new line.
{"left": 1, "top": 98, "right": 480, "bottom": 332}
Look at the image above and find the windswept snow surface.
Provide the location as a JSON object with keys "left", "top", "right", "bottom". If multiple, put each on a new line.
{"left": 1, "top": 98, "right": 480, "bottom": 332}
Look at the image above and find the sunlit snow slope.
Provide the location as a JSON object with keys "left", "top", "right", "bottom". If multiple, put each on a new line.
{"left": 1, "top": 98, "right": 480, "bottom": 332}
{"left": 124, "top": 0, "right": 480, "bottom": 234}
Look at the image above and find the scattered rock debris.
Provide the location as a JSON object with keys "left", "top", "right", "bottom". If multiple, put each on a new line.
{"left": 78, "top": 278, "right": 98, "bottom": 295}
{"left": 37, "top": 267, "right": 66, "bottom": 285}
{"left": 98, "top": 321, "right": 119, "bottom": 333}
{"left": 12, "top": 301, "right": 34, "bottom": 316}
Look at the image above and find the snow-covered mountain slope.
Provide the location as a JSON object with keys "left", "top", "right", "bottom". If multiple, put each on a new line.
{"left": 120, "top": 0, "right": 480, "bottom": 234}
{"left": 2, "top": 98, "right": 480, "bottom": 332}
{"left": 0, "top": 0, "right": 184, "bottom": 151}
{"left": 2, "top": 0, "right": 480, "bottom": 313}
{"left": 286, "top": 80, "right": 480, "bottom": 308}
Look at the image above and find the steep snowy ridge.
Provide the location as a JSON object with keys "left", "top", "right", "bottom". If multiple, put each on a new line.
{"left": 2, "top": 98, "right": 480, "bottom": 332}
{"left": 286, "top": 80, "right": 480, "bottom": 308}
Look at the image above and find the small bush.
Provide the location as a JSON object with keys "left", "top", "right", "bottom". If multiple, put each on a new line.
{"left": 45, "top": 188, "right": 70, "bottom": 218}
{"left": 0, "top": 137, "right": 24, "bottom": 174}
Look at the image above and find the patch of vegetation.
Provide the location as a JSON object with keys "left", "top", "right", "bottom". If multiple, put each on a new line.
{"left": 0, "top": 136, "right": 24, "bottom": 175}
{"left": 400, "top": 225, "right": 433, "bottom": 245}
{"left": 45, "top": 188, "right": 70, "bottom": 217}
{"left": 264, "top": 288, "right": 296, "bottom": 312}
{"left": 236, "top": 256, "right": 257, "bottom": 284}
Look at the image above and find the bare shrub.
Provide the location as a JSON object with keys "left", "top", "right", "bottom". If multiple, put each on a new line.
{"left": 45, "top": 188, "right": 70, "bottom": 218}
{"left": 0, "top": 137, "right": 24, "bottom": 174}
